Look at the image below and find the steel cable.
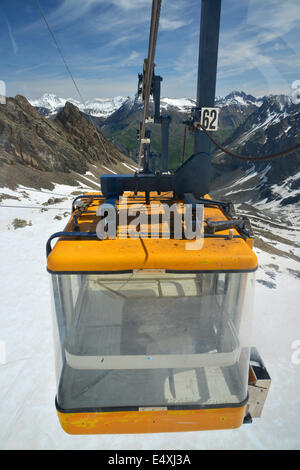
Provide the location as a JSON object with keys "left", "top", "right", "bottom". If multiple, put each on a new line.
{"left": 197, "top": 122, "right": 300, "bottom": 161}
{"left": 35, "top": 0, "right": 116, "bottom": 169}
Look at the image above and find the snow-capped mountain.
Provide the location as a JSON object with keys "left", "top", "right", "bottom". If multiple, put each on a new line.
{"left": 215, "top": 91, "right": 263, "bottom": 108}
{"left": 159, "top": 92, "right": 263, "bottom": 111}
{"left": 29, "top": 93, "right": 129, "bottom": 118}
{"left": 30, "top": 93, "right": 197, "bottom": 118}
{"left": 83, "top": 96, "right": 129, "bottom": 118}
{"left": 30, "top": 91, "right": 264, "bottom": 119}
{"left": 160, "top": 97, "right": 195, "bottom": 112}
{"left": 30, "top": 93, "right": 72, "bottom": 112}
{"left": 160, "top": 91, "right": 264, "bottom": 110}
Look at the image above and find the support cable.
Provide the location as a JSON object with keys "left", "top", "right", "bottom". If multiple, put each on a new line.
{"left": 35, "top": 0, "right": 116, "bottom": 170}
{"left": 197, "top": 122, "right": 300, "bottom": 161}
{"left": 0, "top": 204, "right": 70, "bottom": 210}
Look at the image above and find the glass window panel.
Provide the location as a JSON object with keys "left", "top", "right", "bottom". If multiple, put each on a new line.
{"left": 51, "top": 271, "right": 254, "bottom": 410}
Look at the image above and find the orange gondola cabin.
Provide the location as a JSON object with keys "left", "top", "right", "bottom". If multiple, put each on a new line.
{"left": 46, "top": 0, "right": 270, "bottom": 434}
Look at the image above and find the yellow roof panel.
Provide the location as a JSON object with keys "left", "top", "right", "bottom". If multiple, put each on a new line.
{"left": 47, "top": 193, "right": 257, "bottom": 273}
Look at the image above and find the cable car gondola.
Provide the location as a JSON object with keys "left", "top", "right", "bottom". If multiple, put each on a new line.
{"left": 46, "top": 0, "right": 270, "bottom": 434}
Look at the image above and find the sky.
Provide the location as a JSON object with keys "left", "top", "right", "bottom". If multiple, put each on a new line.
{"left": 1, "top": 0, "right": 300, "bottom": 101}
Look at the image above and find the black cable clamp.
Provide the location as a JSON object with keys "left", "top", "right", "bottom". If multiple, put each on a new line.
{"left": 206, "top": 216, "right": 254, "bottom": 237}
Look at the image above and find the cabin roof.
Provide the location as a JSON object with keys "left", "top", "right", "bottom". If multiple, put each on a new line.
{"left": 47, "top": 192, "right": 257, "bottom": 273}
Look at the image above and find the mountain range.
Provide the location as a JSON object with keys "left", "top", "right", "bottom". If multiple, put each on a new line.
{"left": 1, "top": 90, "right": 299, "bottom": 209}
{"left": 29, "top": 90, "right": 288, "bottom": 173}
{"left": 96, "top": 91, "right": 263, "bottom": 167}
{"left": 29, "top": 90, "right": 263, "bottom": 118}
{"left": 29, "top": 93, "right": 128, "bottom": 119}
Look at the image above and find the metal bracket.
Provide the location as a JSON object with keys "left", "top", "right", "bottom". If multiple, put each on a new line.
{"left": 247, "top": 347, "right": 271, "bottom": 419}
{"left": 184, "top": 193, "right": 236, "bottom": 219}
{"left": 72, "top": 194, "right": 104, "bottom": 212}
{"left": 206, "top": 216, "right": 253, "bottom": 237}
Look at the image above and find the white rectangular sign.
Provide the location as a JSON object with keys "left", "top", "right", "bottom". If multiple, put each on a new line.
{"left": 195, "top": 107, "right": 220, "bottom": 131}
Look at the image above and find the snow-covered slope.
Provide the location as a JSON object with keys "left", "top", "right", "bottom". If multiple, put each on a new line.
{"left": 160, "top": 97, "right": 195, "bottom": 112}
{"left": 224, "top": 95, "right": 298, "bottom": 145}
{"left": 0, "top": 180, "right": 300, "bottom": 449}
{"left": 212, "top": 164, "right": 300, "bottom": 222}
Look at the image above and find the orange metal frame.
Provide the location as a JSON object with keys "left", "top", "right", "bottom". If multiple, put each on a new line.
{"left": 57, "top": 405, "right": 247, "bottom": 435}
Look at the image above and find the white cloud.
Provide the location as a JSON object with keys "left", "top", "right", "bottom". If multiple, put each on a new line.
{"left": 219, "top": 0, "right": 300, "bottom": 70}
{"left": 119, "top": 51, "right": 140, "bottom": 67}
{"left": 214, "top": 0, "right": 300, "bottom": 96}
{"left": 160, "top": 18, "right": 191, "bottom": 31}
{"left": 5, "top": 17, "right": 18, "bottom": 55}
{"left": 8, "top": 0, "right": 300, "bottom": 100}
{"left": 6, "top": 75, "right": 138, "bottom": 101}
{"left": 110, "top": 0, "right": 151, "bottom": 11}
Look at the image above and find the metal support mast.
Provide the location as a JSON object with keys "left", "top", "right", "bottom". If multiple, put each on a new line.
{"left": 194, "top": 0, "right": 222, "bottom": 155}
{"left": 101, "top": 0, "right": 223, "bottom": 201}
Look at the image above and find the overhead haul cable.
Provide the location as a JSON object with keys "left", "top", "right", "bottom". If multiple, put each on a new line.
{"left": 35, "top": 0, "right": 116, "bottom": 170}
{"left": 0, "top": 204, "right": 70, "bottom": 210}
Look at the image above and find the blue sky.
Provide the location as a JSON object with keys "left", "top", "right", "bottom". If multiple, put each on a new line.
{"left": 1, "top": 0, "right": 300, "bottom": 100}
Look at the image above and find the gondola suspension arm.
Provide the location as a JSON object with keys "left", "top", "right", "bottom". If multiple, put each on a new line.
{"left": 137, "top": 0, "right": 162, "bottom": 171}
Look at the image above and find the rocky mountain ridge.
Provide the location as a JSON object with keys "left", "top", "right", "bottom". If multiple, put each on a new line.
{"left": 0, "top": 95, "right": 132, "bottom": 190}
